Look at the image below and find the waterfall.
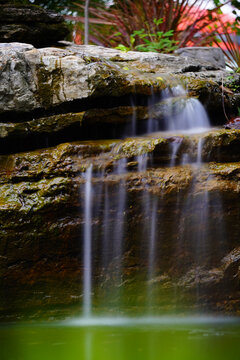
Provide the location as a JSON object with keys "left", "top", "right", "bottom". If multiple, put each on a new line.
{"left": 146, "top": 85, "right": 210, "bottom": 133}
{"left": 165, "top": 89, "right": 210, "bottom": 132}
{"left": 102, "top": 183, "right": 110, "bottom": 269}
{"left": 83, "top": 164, "right": 93, "bottom": 317}
{"left": 112, "top": 159, "right": 127, "bottom": 276}
{"left": 79, "top": 81, "right": 225, "bottom": 317}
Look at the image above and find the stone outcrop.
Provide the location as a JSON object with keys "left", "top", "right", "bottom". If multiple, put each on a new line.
{"left": 175, "top": 47, "right": 225, "bottom": 69}
{"left": 0, "top": 42, "right": 239, "bottom": 116}
{"left": 0, "top": 3, "right": 69, "bottom": 47}
{"left": 0, "top": 42, "right": 240, "bottom": 154}
{"left": 1, "top": 130, "right": 240, "bottom": 317}
{"left": 1, "top": 43, "right": 240, "bottom": 319}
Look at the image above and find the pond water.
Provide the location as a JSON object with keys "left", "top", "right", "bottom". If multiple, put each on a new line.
{"left": 1, "top": 317, "right": 240, "bottom": 360}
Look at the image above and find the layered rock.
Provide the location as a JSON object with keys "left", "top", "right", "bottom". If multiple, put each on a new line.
{"left": 0, "top": 2, "right": 69, "bottom": 47}
{"left": 0, "top": 43, "right": 240, "bottom": 155}
{"left": 176, "top": 47, "right": 225, "bottom": 68}
{"left": 1, "top": 130, "right": 240, "bottom": 317}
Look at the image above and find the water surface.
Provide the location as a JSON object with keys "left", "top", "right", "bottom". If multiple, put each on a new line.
{"left": 1, "top": 316, "right": 240, "bottom": 360}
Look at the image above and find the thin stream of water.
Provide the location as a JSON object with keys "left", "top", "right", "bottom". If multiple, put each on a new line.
{"left": 83, "top": 164, "right": 93, "bottom": 317}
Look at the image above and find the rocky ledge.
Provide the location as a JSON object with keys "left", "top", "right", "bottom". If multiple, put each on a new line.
{"left": 0, "top": 43, "right": 240, "bottom": 154}
{"left": 0, "top": 3, "right": 69, "bottom": 47}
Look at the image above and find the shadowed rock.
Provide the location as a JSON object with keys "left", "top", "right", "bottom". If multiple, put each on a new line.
{"left": 0, "top": 3, "right": 69, "bottom": 47}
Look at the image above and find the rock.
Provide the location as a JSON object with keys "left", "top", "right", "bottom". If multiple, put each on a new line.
{"left": 0, "top": 42, "right": 239, "bottom": 156}
{"left": 179, "top": 76, "right": 240, "bottom": 123}
{"left": 175, "top": 47, "right": 225, "bottom": 69}
{"left": 60, "top": 42, "right": 225, "bottom": 73}
{"left": 0, "top": 106, "right": 150, "bottom": 154}
{"left": 0, "top": 42, "right": 238, "bottom": 118}
{"left": 0, "top": 107, "right": 150, "bottom": 141}
{"left": 202, "top": 129, "right": 240, "bottom": 162}
{"left": 0, "top": 43, "right": 239, "bottom": 153}
{"left": 0, "top": 43, "right": 173, "bottom": 117}
{"left": 1, "top": 135, "right": 240, "bottom": 315}
{"left": 0, "top": 4, "right": 69, "bottom": 47}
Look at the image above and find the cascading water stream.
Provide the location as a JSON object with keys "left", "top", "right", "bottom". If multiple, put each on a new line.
{"left": 83, "top": 164, "right": 93, "bottom": 318}
{"left": 147, "top": 197, "right": 158, "bottom": 309}
{"left": 112, "top": 158, "right": 127, "bottom": 283}
{"left": 197, "top": 137, "right": 203, "bottom": 166}
{"left": 166, "top": 97, "right": 210, "bottom": 132}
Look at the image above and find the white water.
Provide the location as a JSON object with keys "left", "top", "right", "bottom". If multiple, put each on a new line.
{"left": 83, "top": 165, "right": 93, "bottom": 317}
{"left": 165, "top": 94, "right": 210, "bottom": 131}
{"left": 148, "top": 85, "right": 210, "bottom": 133}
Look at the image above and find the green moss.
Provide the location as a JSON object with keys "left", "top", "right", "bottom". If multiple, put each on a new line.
{"left": 209, "top": 162, "right": 240, "bottom": 173}
{"left": 30, "top": 112, "right": 84, "bottom": 133}
{"left": 224, "top": 75, "right": 240, "bottom": 93}
{"left": 0, "top": 112, "right": 86, "bottom": 139}
{"left": 0, "top": 177, "right": 71, "bottom": 215}
{"left": 179, "top": 77, "right": 217, "bottom": 97}
{"left": 0, "top": 140, "right": 118, "bottom": 184}
{"left": 113, "top": 137, "right": 167, "bottom": 158}
{"left": 204, "top": 129, "right": 240, "bottom": 147}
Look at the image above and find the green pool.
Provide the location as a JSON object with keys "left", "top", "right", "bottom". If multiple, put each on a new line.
{"left": 1, "top": 316, "right": 240, "bottom": 360}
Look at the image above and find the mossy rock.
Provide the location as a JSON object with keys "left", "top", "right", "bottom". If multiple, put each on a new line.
{"left": 0, "top": 139, "right": 117, "bottom": 183}
{"left": 202, "top": 129, "right": 240, "bottom": 162}
{"left": 112, "top": 137, "right": 168, "bottom": 158}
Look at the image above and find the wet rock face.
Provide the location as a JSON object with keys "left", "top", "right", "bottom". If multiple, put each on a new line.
{"left": 0, "top": 4, "right": 69, "bottom": 47}
{"left": 1, "top": 43, "right": 240, "bottom": 318}
{"left": 1, "top": 134, "right": 240, "bottom": 316}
